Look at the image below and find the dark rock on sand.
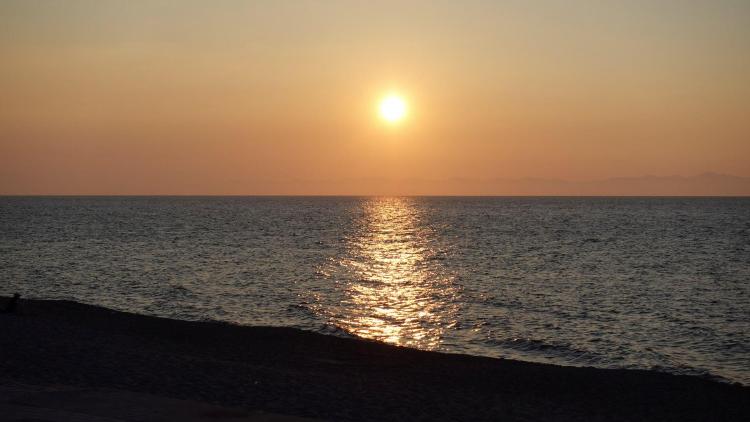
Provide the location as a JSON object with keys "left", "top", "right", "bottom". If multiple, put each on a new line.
{"left": 0, "top": 297, "right": 748, "bottom": 421}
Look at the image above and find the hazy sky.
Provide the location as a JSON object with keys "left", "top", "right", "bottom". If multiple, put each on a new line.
{"left": 1, "top": 0, "right": 748, "bottom": 194}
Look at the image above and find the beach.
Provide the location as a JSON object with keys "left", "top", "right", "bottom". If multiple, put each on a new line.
{"left": 1, "top": 296, "right": 747, "bottom": 421}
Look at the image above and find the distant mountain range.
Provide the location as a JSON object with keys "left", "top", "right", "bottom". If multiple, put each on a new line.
{"left": 447, "top": 172, "right": 750, "bottom": 196}
{"left": 10, "top": 173, "right": 748, "bottom": 196}
{"left": 261, "top": 173, "right": 750, "bottom": 196}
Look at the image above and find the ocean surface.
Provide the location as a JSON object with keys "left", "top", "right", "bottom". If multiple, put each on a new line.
{"left": 1, "top": 196, "right": 748, "bottom": 385}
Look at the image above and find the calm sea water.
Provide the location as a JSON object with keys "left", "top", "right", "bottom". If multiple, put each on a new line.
{"left": 1, "top": 197, "right": 748, "bottom": 384}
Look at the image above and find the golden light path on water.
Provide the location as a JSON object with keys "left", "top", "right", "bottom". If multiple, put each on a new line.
{"left": 325, "top": 197, "right": 460, "bottom": 350}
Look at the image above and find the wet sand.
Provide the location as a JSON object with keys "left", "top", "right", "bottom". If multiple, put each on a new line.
{"left": 1, "top": 297, "right": 748, "bottom": 421}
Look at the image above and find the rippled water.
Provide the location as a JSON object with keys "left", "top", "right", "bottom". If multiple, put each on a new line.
{"left": 1, "top": 196, "right": 748, "bottom": 384}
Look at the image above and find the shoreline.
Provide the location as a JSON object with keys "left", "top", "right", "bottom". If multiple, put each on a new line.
{"left": 1, "top": 297, "right": 748, "bottom": 421}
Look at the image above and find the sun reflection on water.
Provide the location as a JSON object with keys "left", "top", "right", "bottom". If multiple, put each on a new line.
{"left": 321, "top": 197, "right": 459, "bottom": 349}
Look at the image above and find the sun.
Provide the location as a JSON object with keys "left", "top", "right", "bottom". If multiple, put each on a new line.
{"left": 379, "top": 94, "right": 407, "bottom": 123}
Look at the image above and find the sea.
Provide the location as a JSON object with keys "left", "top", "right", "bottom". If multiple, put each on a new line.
{"left": 1, "top": 196, "right": 748, "bottom": 385}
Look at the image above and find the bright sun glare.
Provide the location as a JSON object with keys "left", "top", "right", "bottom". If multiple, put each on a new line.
{"left": 379, "top": 94, "right": 407, "bottom": 123}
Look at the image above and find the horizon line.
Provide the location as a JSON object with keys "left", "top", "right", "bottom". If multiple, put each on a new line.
{"left": 3, "top": 194, "right": 750, "bottom": 198}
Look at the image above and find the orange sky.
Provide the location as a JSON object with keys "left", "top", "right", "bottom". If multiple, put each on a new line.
{"left": 1, "top": 0, "right": 749, "bottom": 195}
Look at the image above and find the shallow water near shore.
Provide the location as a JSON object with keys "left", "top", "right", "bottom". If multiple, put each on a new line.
{"left": 1, "top": 196, "right": 749, "bottom": 384}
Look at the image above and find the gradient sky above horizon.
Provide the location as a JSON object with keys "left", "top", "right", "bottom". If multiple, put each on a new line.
{"left": 1, "top": 0, "right": 749, "bottom": 194}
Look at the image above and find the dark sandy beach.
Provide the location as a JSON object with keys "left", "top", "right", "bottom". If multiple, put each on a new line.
{"left": 1, "top": 297, "right": 748, "bottom": 421}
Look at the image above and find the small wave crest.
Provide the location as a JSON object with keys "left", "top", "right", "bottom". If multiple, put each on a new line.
{"left": 318, "top": 322, "right": 360, "bottom": 339}
{"left": 487, "top": 337, "right": 606, "bottom": 365}
{"left": 648, "top": 363, "right": 733, "bottom": 384}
